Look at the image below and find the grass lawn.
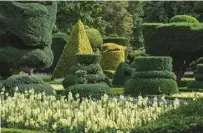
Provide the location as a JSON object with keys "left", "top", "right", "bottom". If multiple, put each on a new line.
{"left": 1, "top": 128, "right": 51, "bottom": 133}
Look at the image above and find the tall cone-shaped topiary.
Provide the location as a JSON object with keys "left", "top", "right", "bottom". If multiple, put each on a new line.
{"left": 52, "top": 20, "right": 93, "bottom": 79}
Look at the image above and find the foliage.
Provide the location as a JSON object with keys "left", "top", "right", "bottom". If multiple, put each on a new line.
{"left": 188, "top": 81, "right": 203, "bottom": 89}
{"left": 112, "top": 62, "right": 134, "bottom": 86}
{"left": 1, "top": 91, "right": 180, "bottom": 132}
{"left": 86, "top": 28, "right": 103, "bottom": 51}
{"left": 128, "top": 47, "right": 146, "bottom": 63}
{"left": 2, "top": 128, "right": 49, "bottom": 133}
{"left": 103, "top": 70, "right": 115, "bottom": 79}
{"left": 103, "top": 37, "right": 129, "bottom": 47}
{"left": 56, "top": 1, "right": 106, "bottom": 35}
{"left": 170, "top": 15, "right": 199, "bottom": 23}
{"left": 133, "top": 56, "right": 172, "bottom": 71}
{"left": 142, "top": 1, "right": 198, "bottom": 23}
{"left": 125, "top": 78, "right": 178, "bottom": 96}
{"left": 101, "top": 1, "right": 133, "bottom": 38}
{"left": 70, "top": 64, "right": 102, "bottom": 74}
{"left": 142, "top": 22, "right": 203, "bottom": 82}
{"left": 52, "top": 20, "right": 93, "bottom": 79}
{"left": 0, "top": 2, "right": 57, "bottom": 77}
{"left": 133, "top": 98, "right": 203, "bottom": 133}
{"left": 65, "top": 83, "right": 111, "bottom": 99}
{"left": 75, "top": 53, "right": 101, "bottom": 65}
{"left": 101, "top": 43, "right": 126, "bottom": 71}
{"left": 131, "top": 71, "right": 176, "bottom": 80}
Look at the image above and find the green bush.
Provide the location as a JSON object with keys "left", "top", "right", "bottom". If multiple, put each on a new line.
{"left": 125, "top": 78, "right": 178, "bottom": 96}
{"left": 75, "top": 53, "right": 101, "bottom": 65}
{"left": 86, "top": 28, "right": 103, "bottom": 50}
{"left": 178, "top": 80, "right": 193, "bottom": 87}
{"left": 2, "top": 75, "right": 43, "bottom": 89}
{"left": 188, "top": 81, "right": 203, "bottom": 88}
{"left": 131, "top": 71, "right": 176, "bottom": 80}
{"left": 103, "top": 70, "right": 115, "bottom": 79}
{"left": 65, "top": 83, "right": 111, "bottom": 99}
{"left": 70, "top": 64, "right": 102, "bottom": 74}
{"left": 86, "top": 72, "right": 106, "bottom": 84}
{"left": 12, "top": 83, "right": 55, "bottom": 95}
{"left": 103, "top": 37, "right": 129, "bottom": 47}
{"left": 194, "top": 72, "right": 203, "bottom": 81}
{"left": 133, "top": 56, "right": 172, "bottom": 71}
{"left": 62, "top": 74, "right": 86, "bottom": 88}
{"left": 128, "top": 47, "right": 146, "bottom": 63}
{"left": 170, "top": 15, "right": 199, "bottom": 23}
{"left": 196, "top": 64, "right": 203, "bottom": 73}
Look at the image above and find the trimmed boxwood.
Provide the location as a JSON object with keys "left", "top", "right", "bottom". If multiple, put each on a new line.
{"left": 75, "top": 53, "right": 101, "bottom": 65}
{"left": 170, "top": 15, "right": 199, "bottom": 24}
{"left": 62, "top": 74, "right": 86, "bottom": 88}
{"left": 131, "top": 71, "right": 176, "bottom": 80}
{"left": 65, "top": 83, "right": 111, "bottom": 99}
{"left": 134, "top": 56, "right": 172, "bottom": 71}
{"left": 188, "top": 81, "right": 203, "bottom": 88}
{"left": 194, "top": 72, "right": 203, "bottom": 81}
{"left": 86, "top": 28, "right": 103, "bottom": 50}
{"left": 70, "top": 63, "right": 102, "bottom": 74}
{"left": 86, "top": 72, "right": 106, "bottom": 84}
{"left": 2, "top": 75, "right": 43, "bottom": 89}
{"left": 11, "top": 83, "right": 55, "bottom": 95}
{"left": 103, "top": 70, "right": 115, "bottom": 79}
{"left": 103, "top": 37, "right": 129, "bottom": 47}
{"left": 125, "top": 78, "right": 178, "bottom": 96}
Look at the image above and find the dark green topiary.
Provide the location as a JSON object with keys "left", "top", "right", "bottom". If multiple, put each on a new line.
{"left": 131, "top": 71, "right": 176, "bottom": 80}
{"left": 125, "top": 78, "right": 178, "bottom": 96}
{"left": 13, "top": 83, "right": 55, "bottom": 95}
{"left": 2, "top": 75, "right": 43, "bottom": 89}
{"left": 65, "top": 83, "right": 111, "bottom": 99}
{"left": 188, "top": 81, "right": 203, "bottom": 89}
{"left": 75, "top": 53, "right": 101, "bottom": 65}
{"left": 134, "top": 56, "right": 172, "bottom": 71}
{"left": 70, "top": 64, "right": 102, "bottom": 74}
{"left": 0, "top": 2, "right": 57, "bottom": 77}
{"left": 86, "top": 72, "right": 106, "bottom": 84}
{"left": 103, "top": 70, "right": 115, "bottom": 79}
{"left": 170, "top": 15, "right": 199, "bottom": 23}
{"left": 196, "top": 64, "right": 203, "bottom": 73}
{"left": 86, "top": 28, "right": 103, "bottom": 51}
{"left": 103, "top": 37, "right": 129, "bottom": 47}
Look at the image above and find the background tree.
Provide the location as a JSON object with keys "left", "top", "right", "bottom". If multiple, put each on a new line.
{"left": 56, "top": 1, "right": 106, "bottom": 35}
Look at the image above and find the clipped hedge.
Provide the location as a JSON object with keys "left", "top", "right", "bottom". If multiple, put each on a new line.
{"left": 62, "top": 74, "right": 86, "bottom": 88}
{"left": 75, "top": 53, "right": 101, "bottom": 65}
{"left": 70, "top": 64, "right": 102, "bottom": 74}
{"left": 194, "top": 73, "right": 203, "bottom": 81}
{"left": 196, "top": 64, "right": 203, "bottom": 72}
{"left": 131, "top": 71, "right": 176, "bottom": 80}
{"left": 188, "top": 81, "right": 203, "bottom": 88}
{"left": 86, "top": 72, "right": 106, "bottom": 84}
{"left": 170, "top": 15, "right": 199, "bottom": 23}
{"left": 103, "top": 37, "right": 129, "bottom": 47}
{"left": 103, "top": 70, "right": 115, "bottom": 79}
{"left": 65, "top": 83, "right": 111, "bottom": 99}
{"left": 2, "top": 75, "right": 43, "bottom": 89}
{"left": 12, "top": 83, "right": 55, "bottom": 95}
{"left": 133, "top": 56, "right": 172, "bottom": 71}
{"left": 86, "top": 28, "right": 103, "bottom": 50}
{"left": 125, "top": 78, "right": 178, "bottom": 96}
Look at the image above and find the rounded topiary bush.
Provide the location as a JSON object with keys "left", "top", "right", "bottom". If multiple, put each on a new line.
{"left": 103, "top": 70, "right": 115, "bottom": 79}
{"left": 76, "top": 53, "right": 101, "bottom": 65}
{"left": 62, "top": 74, "right": 87, "bottom": 89}
{"left": 133, "top": 56, "right": 172, "bottom": 71}
{"left": 86, "top": 28, "right": 103, "bottom": 50}
{"left": 2, "top": 75, "right": 44, "bottom": 89}
{"left": 188, "top": 81, "right": 203, "bottom": 89}
{"left": 196, "top": 64, "right": 203, "bottom": 73}
{"left": 170, "top": 15, "right": 199, "bottom": 23}
{"left": 125, "top": 78, "right": 178, "bottom": 96}
{"left": 65, "top": 83, "right": 111, "bottom": 99}
{"left": 131, "top": 71, "right": 176, "bottom": 80}
{"left": 12, "top": 83, "right": 55, "bottom": 95}
{"left": 70, "top": 64, "right": 102, "bottom": 74}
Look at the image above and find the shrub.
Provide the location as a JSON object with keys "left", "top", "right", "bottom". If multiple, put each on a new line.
{"left": 86, "top": 28, "right": 103, "bottom": 50}
{"left": 62, "top": 74, "right": 86, "bottom": 88}
{"left": 65, "top": 83, "right": 111, "bottom": 99}
{"left": 12, "top": 83, "right": 55, "bottom": 95}
{"left": 103, "top": 70, "right": 115, "bottom": 79}
{"left": 70, "top": 64, "right": 102, "bottom": 74}
{"left": 194, "top": 72, "right": 203, "bottom": 81}
{"left": 103, "top": 37, "right": 129, "bottom": 47}
{"left": 133, "top": 56, "right": 172, "bottom": 71}
{"left": 86, "top": 72, "right": 106, "bottom": 84}
{"left": 188, "top": 81, "right": 203, "bottom": 88}
{"left": 128, "top": 47, "right": 146, "bottom": 63}
{"left": 131, "top": 71, "right": 176, "bottom": 80}
{"left": 170, "top": 15, "right": 199, "bottom": 23}
{"left": 75, "top": 53, "right": 101, "bottom": 65}
{"left": 178, "top": 80, "right": 193, "bottom": 87}
{"left": 112, "top": 62, "right": 133, "bottom": 86}
{"left": 125, "top": 78, "right": 178, "bottom": 96}
{"left": 101, "top": 43, "right": 126, "bottom": 52}
{"left": 2, "top": 75, "right": 43, "bottom": 89}
{"left": 196, "top": 64, "right": 203, "bottom": 73}
{"left": 52, "top": 20, "right": 93, "bottom": 79}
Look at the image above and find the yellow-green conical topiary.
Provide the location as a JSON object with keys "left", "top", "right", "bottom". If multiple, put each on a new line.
{"left": 52, "top": 20, "right": 93, "bottom": 79}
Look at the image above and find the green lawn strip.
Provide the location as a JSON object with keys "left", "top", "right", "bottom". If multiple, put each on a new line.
{"left": 1, "top": 128, "right": 53, "bottom": 133}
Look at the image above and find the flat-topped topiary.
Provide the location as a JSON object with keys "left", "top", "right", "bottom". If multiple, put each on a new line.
{"left": 52, "top": 20, "right": 93, "bottom": 79}
{"left": 188, "top": 64, "right": 203, "bottom": 89}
